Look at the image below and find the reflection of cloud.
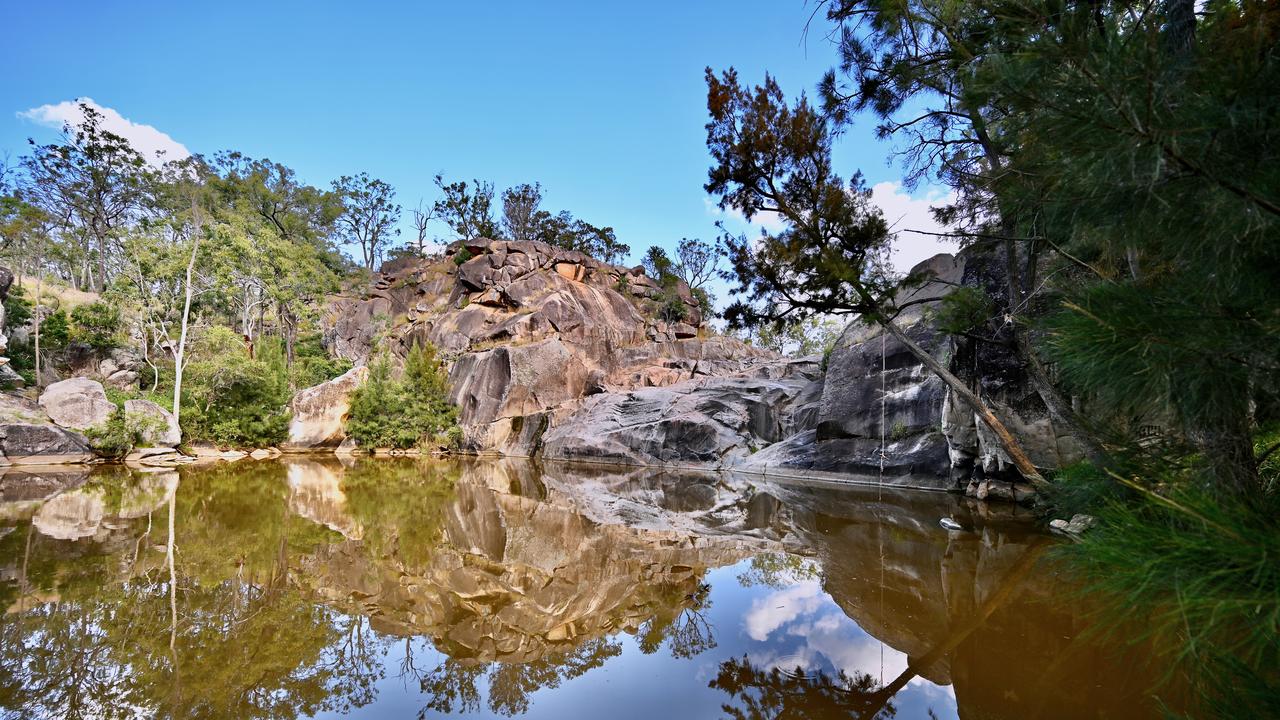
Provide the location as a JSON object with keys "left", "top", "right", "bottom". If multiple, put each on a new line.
{"left": 743, "top": 580, "right": 826, "bottom": 641}
{"left": 743, "top": 585, "right": 946, "bottom": 694}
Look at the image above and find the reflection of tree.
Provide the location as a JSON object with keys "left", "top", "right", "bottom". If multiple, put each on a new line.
{"left": 736, "top": 553, "right": 821, "bottom": 589}
{"left": 710, "top": 656, "right": 896, "bottom": 720}
{"left": 418, "top": 658, "right": 485, "bottom": 717}
{"left": 340, "top": 458, "right": 458, "bottom": 570}
{"left": 413, "top": 637, "right": 622, "bottom": 717}
{"left": 0, "top": 465, "right": 386, "bottom": 720}
{"left": 637, "top": 581, "right": 717, "bottom": 659}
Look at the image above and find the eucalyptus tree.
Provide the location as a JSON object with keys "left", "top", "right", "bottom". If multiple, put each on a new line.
{"left": 333, "top": 172, "right": 401, "bottom": 270}
{"left": 501, "top": 182, "right": 543, "bottom": 243}
{"left": 207, "top": 153, "right": 345, "bottom": 363}
{"left": 432, "top": 174, "right": 499, "bottom": 240}
{"left": 20, "top": 101, "right": 154, "bottom": 291}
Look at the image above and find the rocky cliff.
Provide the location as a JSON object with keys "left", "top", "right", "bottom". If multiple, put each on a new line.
{"left": 318, "top": 238, "right": 803, "bottom": 459}
{"left": 318, "top": 242, "right": 1083, "bottom": 499}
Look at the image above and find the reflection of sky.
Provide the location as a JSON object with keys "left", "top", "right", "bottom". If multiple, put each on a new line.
{"left": 742, "top": 578, "right": 958, "bottom": 710}
{"left": 321, "top": 557, "right": 959, "bottom": 720}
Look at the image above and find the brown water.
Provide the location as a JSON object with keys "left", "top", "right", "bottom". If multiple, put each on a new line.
{"left": 0, "top": 457, "right": 1173, "bottom": 719}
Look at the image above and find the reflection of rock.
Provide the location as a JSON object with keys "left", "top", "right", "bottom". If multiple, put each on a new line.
{"left": 32, "top": 487, "right": 106, "bottom": 540}
{"left": 285, "top": 459, "right": 362, "bottom": 539}
{"left": 0, "top": 467, "right": 91, "bottom": 522}
{"left": 296, "top": 459, "right": 753, "bottom": 664}
{"left": 38, "top": 377, "right": 115, "bottom": 432}
{"left": 778, "top": 482, "right": 1158, "bottom": 719}
{"left": 283, "top": 366, "right": 369, "bottom": 451}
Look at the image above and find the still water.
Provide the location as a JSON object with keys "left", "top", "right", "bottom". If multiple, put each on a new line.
{"left": 0, "top": 457, "right": 1170, "bottom": 719}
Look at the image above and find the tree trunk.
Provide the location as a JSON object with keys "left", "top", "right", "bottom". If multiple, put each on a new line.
{"left": 33, "top": 265, "right": 43, "bottom": 390}
{"left": 171, "top": 211, "right": 201, "bottom": 429}
{"left": 877, "top": 315, "right": 1048, "bottom": 487}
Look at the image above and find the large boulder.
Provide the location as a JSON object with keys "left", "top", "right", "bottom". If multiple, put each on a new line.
{"left": 0, "top": 423, "right": 95, "bottom": 465}
{"left": 38, "top": 377, "right": 115, "bottom": 432}
{"left": 540, "top": 360, "right": 820, "bottom": 468}
{"left": 124, "top": 399, "right": 181, "bottom": 447}
{"left": 282, "top": 365, "right": 369, "bottom": 451}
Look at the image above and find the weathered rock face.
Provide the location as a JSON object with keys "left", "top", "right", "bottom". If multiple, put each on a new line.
{"left": 0, "top": 391, "right": 96, "bottom": 465}
{"left": 38, "top": 377, "right": 115, "bottom": 432}
{"left": 283, "top": 365, "right": 369, "bottom": 450}
{"left": 124, "top": 399, "right": 181, "bottom": 447}
{"left": 541, "top": 359, "right": 821, "bottom": 469}
{"left": 741, "top": 249, "right": 1085, "bottom": 495}
{"left": 323, "top": 239, "right": 779, "bottom": 456}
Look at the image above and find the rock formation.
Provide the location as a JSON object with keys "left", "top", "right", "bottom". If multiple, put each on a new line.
{"left": 123, "top": 398, "right": 181, "bottom": 447}
{"left": 313, "top": 243, "right": 1085, "bottom": 497}
{"left": 282, "top": 365, "right": 368, "bottom": 451}
{"left": 316, "top": 238, "right": 784, "bottom": 457}
{"left": 37, "top": 377, "right": 114, "bottom": 432}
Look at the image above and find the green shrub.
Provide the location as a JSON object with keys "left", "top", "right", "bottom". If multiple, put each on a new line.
{"left": 658, "top": 289, "right": 688, "bottom": 323}
{"left": 2, "top": 285, "right": 32, "bottom": 330}
{"left": 347, "top": 341, "right": 459, "bottom": 450}
{"left": 452, "top": 247, "right": 473, "bottom": 266}
{"left": 84, "top": 408, "right": 135, "bottom": 459}
{"left": 179, "top": 327, "right": 291, "bottom": 447}
{"left": 37, "top": 308, "right": 69, "bottom": 349}
{"left": 69, "top": 302, "right": 122, "bottom": 350}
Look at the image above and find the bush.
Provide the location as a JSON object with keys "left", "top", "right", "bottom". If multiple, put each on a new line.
{"left": 179, "top": 327, "right": 291, "bottom": 447}
{"left": 69, "top": 302, "right": 122, "bottom": 350}
{"left": 290, "top": 331, "right": 353, "bottom": 389}
{"left": 84, "top": 408, "right": 135, "bottom": 459}
{"left": 37, "top": 308, "right": 69, "bottom": 349}
{"left": 347, "top": 341, "right": 459, "bottom": 450}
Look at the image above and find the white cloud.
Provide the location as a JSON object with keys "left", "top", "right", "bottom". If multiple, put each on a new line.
{"left": 17, "top": 98, "right": 190, "bottom": 166}
{"left": 870, "top": 181, "right": 957, "bottom": 274}
{"left": 706, "top": 182, "right": 957, "bottom": 275}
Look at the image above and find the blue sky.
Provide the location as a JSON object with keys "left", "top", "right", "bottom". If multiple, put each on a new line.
{"left": 1, "top": 1, "right": 952, "bottom": 274}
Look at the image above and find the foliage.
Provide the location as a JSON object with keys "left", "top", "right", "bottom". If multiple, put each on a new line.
{"left": 452, "top": 247, "right": 473, "bottom": 266}
{"left": 533, "top": 208, "right": 629, "bottom": 263}
{"left": 179, "top": 326, "right": 291, "bottom": 447}
{"left": 68, "top": 301, "right": 122, "bottom": 350}
{"left": 1053, "top": 476, "right": 1280, "bottom": 718}
{"left": 83, "top": 407, "right": 135, "bottom": 458}
{"left": 710, "top": 655, "right": 896, "bottom": 720}
{"left": 333, "top": 172, "right": 400, "bottom": 270}
{"left": 37, "top": 307, "right": 69, "bottom": 349}
{"left": 433, "top": 174, "right": 499, "bottom": 240}
{"left": 290, "top": 331, "right": 352, "bottom": 390}
{"left": 932, "top": 286, "right": 995, "bottom": 337}
{"left": 2, "top": 283, "right": 32, "bottom": 329}
{"left": 705, "top": 68, "right": 894, "bottom": 331}
{"left": 346, "top": 341, "right": 458, "bottom": 450}
{"left": 741, "top": 316, "right": 843, "bottom": 358}
{"left": 501, "top": 182, "right": 543, "bottom": 243}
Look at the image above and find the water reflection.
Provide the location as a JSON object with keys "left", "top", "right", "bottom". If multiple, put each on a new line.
{"left": 0, "top": 458, "right": 1173, "bottom": 719}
